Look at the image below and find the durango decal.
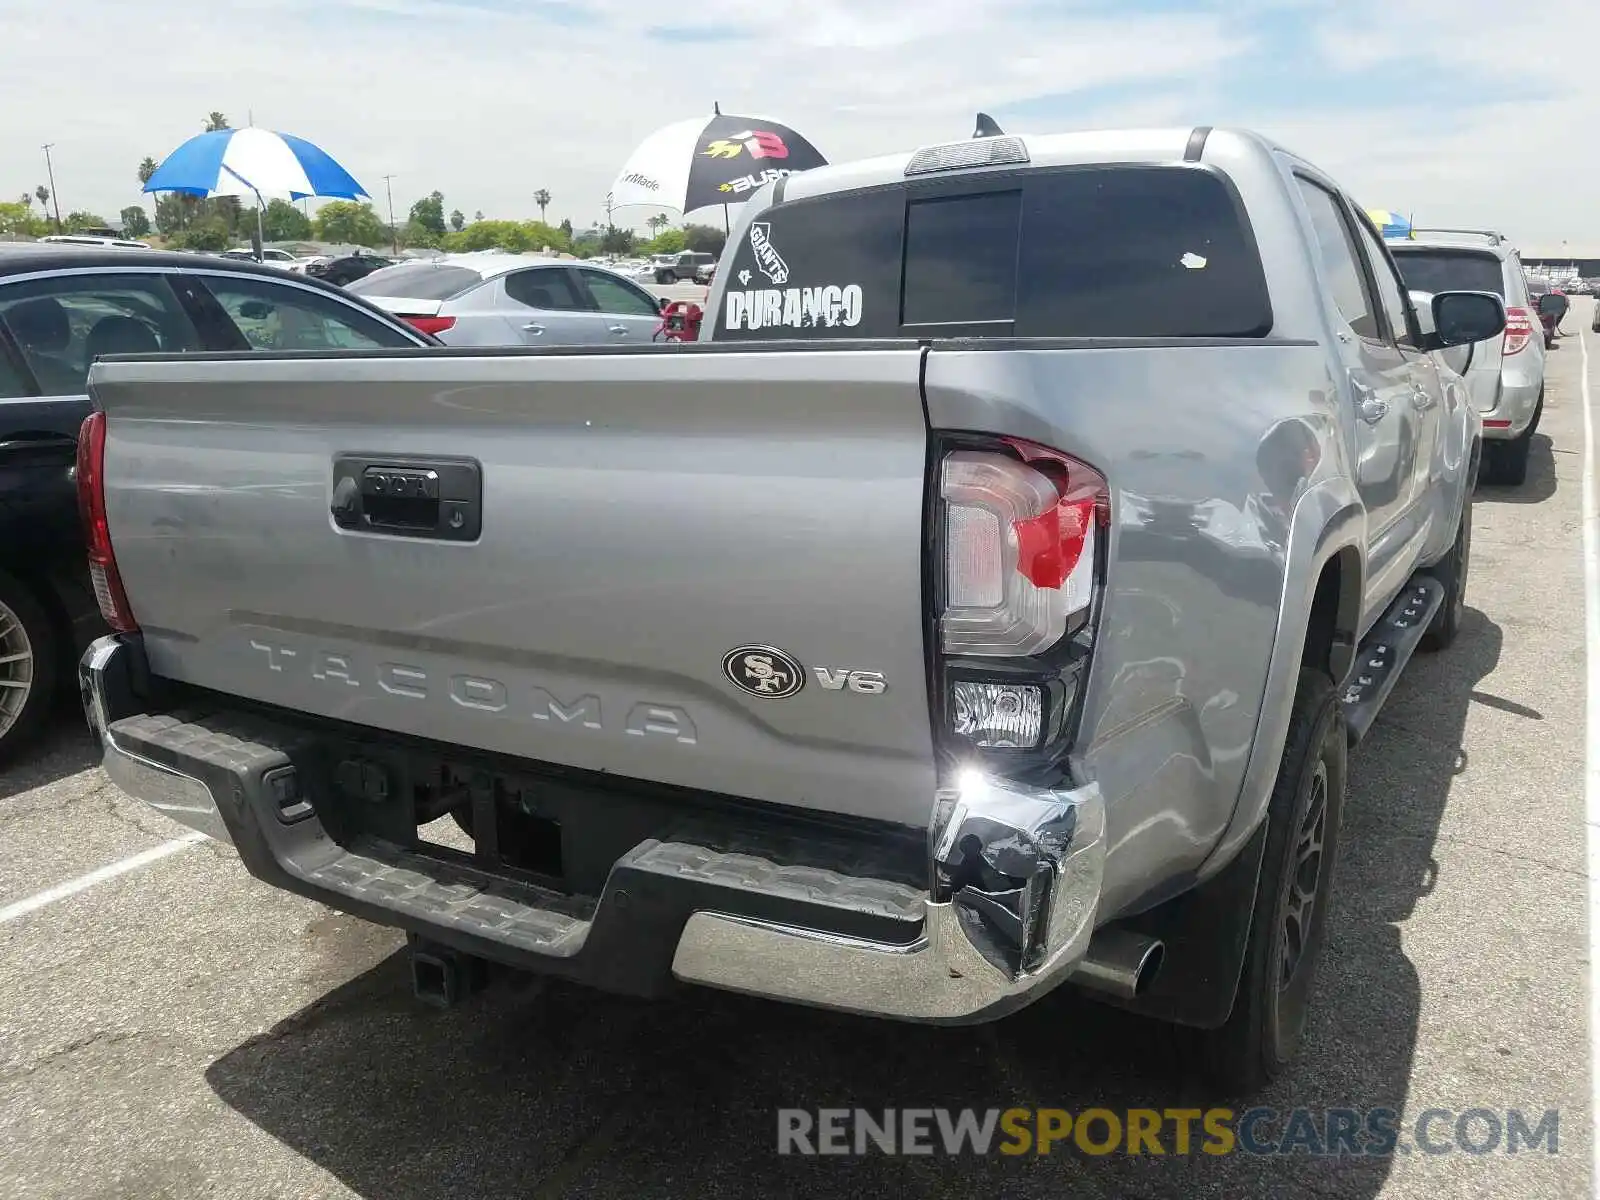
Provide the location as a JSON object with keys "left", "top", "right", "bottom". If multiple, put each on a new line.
{"left": 725, "top": 285, "right": 864, "bottom": 331}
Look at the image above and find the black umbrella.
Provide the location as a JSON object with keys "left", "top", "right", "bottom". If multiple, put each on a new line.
{"left": 608, "top": 104, "right": 828, "bottom": 225}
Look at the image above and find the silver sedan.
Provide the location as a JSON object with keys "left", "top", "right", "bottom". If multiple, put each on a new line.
{"left": 346, "top": 253, "right": 668, "bottom": 346}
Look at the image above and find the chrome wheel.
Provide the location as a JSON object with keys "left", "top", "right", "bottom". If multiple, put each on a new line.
{"left": 0, "top": 597, "right": 34, "bottom": 740}
{"left": 1278, "top": 760, "right": 1327, "bottom": 990}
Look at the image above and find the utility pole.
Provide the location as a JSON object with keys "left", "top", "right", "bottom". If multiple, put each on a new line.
{"left": 40, "top": 143, "right": 61, "bottom": 232}
{"left": 382, "top": 174, "right": 398, "bottom": 255}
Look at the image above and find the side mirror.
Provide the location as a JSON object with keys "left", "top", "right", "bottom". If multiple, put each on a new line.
{"left": 1537, "top": 292, "right": 1569, "bottom": 319}
{"left": 658, "top": 296, "right": 670, "bottom": 313}
{"left": 1427, "top": 291, "right": 1506, "bottom": 350}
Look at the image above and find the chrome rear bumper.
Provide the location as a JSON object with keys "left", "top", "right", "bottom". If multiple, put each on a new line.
{"left": 82, "top": 634, "right": 1106, "bottom": 1022}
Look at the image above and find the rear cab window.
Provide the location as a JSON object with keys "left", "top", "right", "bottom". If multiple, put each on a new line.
{"left": 713, "top": 165, "right": 1273, "bottom": 340}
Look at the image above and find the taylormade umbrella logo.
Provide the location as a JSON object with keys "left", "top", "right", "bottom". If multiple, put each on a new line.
{"left": 748, "top": 222, "right": 789, "bottom": 285}
{"left": 620, "top": 172, "right": 659, "bottom": 191}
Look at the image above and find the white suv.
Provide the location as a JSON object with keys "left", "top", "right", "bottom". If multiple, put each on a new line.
{"left": 1388, "top": 229, "right": 1546, "bottom": 486}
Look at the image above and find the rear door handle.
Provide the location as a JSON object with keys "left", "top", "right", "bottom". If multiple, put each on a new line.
{"left": 522, "top": 323, "right": 545, "bottom": 335}
{"left": 608, "top": 324, "right": 628, "bottom": 335}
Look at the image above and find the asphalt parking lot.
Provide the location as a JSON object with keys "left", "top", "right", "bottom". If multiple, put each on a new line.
{"left": 1, "top": 308, "right": 1594, "bottom": 1199}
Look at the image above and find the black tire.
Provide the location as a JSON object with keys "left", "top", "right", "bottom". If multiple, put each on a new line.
{"left": 1420, "top": 491, "right": 1472, "bottom": 652}
{"left": 1193, "top": 669, "right": 1346, "bottom": 1095}
{"left": 0, "top": 568, "right": 59, "bottom": 765}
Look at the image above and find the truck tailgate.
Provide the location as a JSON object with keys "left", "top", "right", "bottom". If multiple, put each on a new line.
{"left": 88, "top": 347, "right": 939, "bottom": 828}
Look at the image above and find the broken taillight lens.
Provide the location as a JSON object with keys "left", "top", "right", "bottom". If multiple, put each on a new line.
{"left": 76, "top": 411, "right": 138, "bottom": 633}
{"left": 940, "top": 444, "right": 1106, "bottom": 656}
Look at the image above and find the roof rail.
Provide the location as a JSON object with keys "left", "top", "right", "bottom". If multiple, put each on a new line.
{"left": 1408, "top": 227, "right": 1509, "bottom": 247}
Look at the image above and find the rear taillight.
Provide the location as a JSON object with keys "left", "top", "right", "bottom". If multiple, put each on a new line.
{"left": 401, "top": 315, "right": 456, "bottom": 336}
{"left": 75, "top": 411, "right": 138, "bottom": 633}
{"left": 938, "top": 439, "right": 1108, "bottom": 754}
{"left": 1503, "top": 306, "right": 1534, "bottom": 355}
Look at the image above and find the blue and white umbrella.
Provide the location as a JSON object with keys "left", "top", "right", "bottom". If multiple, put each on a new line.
{"left": 143, "top": 128, "right": 368, "bottom": 252}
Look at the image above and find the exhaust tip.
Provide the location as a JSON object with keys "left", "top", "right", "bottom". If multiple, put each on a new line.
{"left": 1072, "top": 930, "right": 1165, "bottom": 1001}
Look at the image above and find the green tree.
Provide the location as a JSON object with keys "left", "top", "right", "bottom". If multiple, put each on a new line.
{"left": 168, "top": 218, "right": 230, "bottom": 252}
{"left": 599, "top": 227, "right": 636, "bottom": 255}
{"left": 646, "top": 214, "right": 669, "bottom": 237}
{"left": 559, "top": 217, "right": 573, "bottom": 238}
{"left": 153, "top": 194, "right": 189, "bottom": 236}
{"left": 34, "top": 184, "right": 49, "bottom": 213}
{"left": 0, "top": 201, "right": 42, "bottom": 237}
{"left": 204, "top": 111, "right": 230, "bottom": 132}
{"left": 63, "top": 211, "right": 110, "bottom": 233}
{"left": 119, "top": 206, "right": 151, "bottom": 238}
{"left": 519, "top": 221, "right": 571, "bottom": 255}
{"left": 449, "top": 209, "right": 464, "bottom": 232}
{"left": 682, "top": 223, "right": 726, "bottom": 256}
{"left": 644, "top": 228, "right": 686, "bottom": 255}
{"left": 314, "top": 200, "right": 388, "bottom": 247}
{"left": 408, "top": 191, "right": 445, "bottom": 236}
{"left": 534, "top": 188, "right": 551, "bottom": 223}
{"left": 137, "top": 157, "right": 158, "bottom": 187}
{"left": 444, "top": 219, "right": 527, "bottom": 252}
{"left": 401, "top": 220, "right": 443, "bottom": 249}
{"left": 473, "top": 210, "right": 484, "bottom": 222}
{"left": 260, "top": 198, "right": 313, "bottom": 241}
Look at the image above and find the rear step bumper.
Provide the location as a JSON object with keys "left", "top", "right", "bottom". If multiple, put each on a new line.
{"left": 80, "top": 634, "right": 1107, "bottom": 1024}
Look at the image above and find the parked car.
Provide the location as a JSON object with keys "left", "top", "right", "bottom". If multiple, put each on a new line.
{"left": 0, "top": 245, "right": 431, "bottom": 760}
{"left": 36, "top": 234, "right": 150, "bottom": 250}
{"left": 1387, "top": 230, "right": 1548, "bottom": 485}
{"left": 653, "top": 250, "right": 715, "bottom": 283}
{"left": 221, "top": 247, "right": 299, "bottom": 266}
{"left": 305, "top": 253, "right": 396, "bottom": 288}
{"left": 347, "top": 253, "right": 668, "bottom": 346}
{"left": 80, "top": 124, "right": 1497, "bottom": 1092}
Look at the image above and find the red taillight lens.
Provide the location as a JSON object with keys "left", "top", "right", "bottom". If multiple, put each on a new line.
{"left": 1503, "top": 306, "right": 1533, "bottom": 355}
{"left": 401, "top": 315, "right": 456, "bottom": 336}
{"left": 940, "top": 440, "right": 1108, "bottom": 657}
{"left": 75, "top": 411, "right": 138, "bottom": 633}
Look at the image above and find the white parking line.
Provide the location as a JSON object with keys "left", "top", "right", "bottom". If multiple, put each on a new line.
{"left": 0, "top": 830, "right": 206, "bottom": 926}
{"left": 1579, "top": 313, "right": 1600, "bottom": 1196}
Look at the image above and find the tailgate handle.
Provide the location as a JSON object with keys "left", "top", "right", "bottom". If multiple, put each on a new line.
{"left": 331, "top": 456, "right": 482, "bottom": 541}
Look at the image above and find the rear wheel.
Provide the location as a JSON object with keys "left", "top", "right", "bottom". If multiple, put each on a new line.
{"left": 0, "top": 570, "right": 58, "bottom": 764}
{"left": 1193, "top": 669, "right": 1345, "bottom": 1094}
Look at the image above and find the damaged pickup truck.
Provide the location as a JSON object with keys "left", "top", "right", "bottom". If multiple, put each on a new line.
{"left": 79, "top": 123, "right": 1502, "bottom": 1091}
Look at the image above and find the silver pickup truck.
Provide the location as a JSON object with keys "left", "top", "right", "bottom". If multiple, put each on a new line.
{"left": 78, "top": 124, "right": 1503, "bottom": 1092}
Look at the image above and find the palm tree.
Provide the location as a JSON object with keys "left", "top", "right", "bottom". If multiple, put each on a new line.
{"left": 34, "top": 184, "right": 49, "bottom": 211}
{"left": 137, "top": 157, "right": 158, "bottom": 187}
{"left": 647, "top": 214, "right": 669, "bottom": 237}
{"left": 204, "top": 112, "right": 230, "bottom": 132}
{"left": 534, "top": 189, "right": 551, "bottom": 223}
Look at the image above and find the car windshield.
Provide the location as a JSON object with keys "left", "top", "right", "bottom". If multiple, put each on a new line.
{"left": 348, "top": 263, "right": 483, "bottom": 300}
{"left": 1389, "top": 250, "right": 1505, "bottom": 298}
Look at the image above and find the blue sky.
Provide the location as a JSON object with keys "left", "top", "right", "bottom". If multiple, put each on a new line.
{"left": 0, "top": 0, "right": 1590, "bottom": 249}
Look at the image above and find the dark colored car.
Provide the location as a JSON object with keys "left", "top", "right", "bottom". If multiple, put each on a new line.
{"left": 0, "top": 246, "right": 431, "bottom": 760}
{"left": 306, "top": 253, "right": 398, "bottom": 288}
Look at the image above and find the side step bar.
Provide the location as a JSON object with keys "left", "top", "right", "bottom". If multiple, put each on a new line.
{"left": 1339, "top": 575, "right": 1444, "bottom": 746}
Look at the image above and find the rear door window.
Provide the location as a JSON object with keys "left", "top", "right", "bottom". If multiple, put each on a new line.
{"left": 348, "top": 263, "right": 482, "bottom": 301}
{"left": 1389, "top": 250, "right": 1506, "bottom": 298}
{"left": 0, "top": 273, "right": 203, "bottom": 396}
{"left": 714, "top": 165, "right": 1272, "bottom": 340}
{"left": 503, "top": 268, "right": 586, "bottom": 312}
{"left": 1296, "top": 180, "right": 1381, "bottom": 341}
{"left": 195, "top": 275, "right": 419, "bottom": 350}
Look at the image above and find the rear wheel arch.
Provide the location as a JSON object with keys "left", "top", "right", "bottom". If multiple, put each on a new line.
{"left": 1305, "top": 545, "right": 1363, "bottom": 684}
